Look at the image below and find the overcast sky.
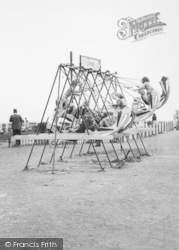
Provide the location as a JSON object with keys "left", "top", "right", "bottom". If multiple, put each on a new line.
{"left": 0, "top": 0, "right": 178, "bottom": 123}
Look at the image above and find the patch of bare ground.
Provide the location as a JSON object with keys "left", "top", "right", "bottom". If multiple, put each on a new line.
{"left": 0, "top": 130, "right": 179, "bottom": 250}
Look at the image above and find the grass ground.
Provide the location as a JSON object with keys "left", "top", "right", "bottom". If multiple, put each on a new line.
{"left": 0, "top": 130, "right": 179, "bottom": 250}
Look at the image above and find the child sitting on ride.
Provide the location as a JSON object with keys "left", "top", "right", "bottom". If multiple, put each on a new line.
{"left": 138, "top": 88, "right": 149, "bottom": 105}
{"left": 110, "top": 92, "right": 129, "bottom": 123}
{"left": 55, "top": 79, "right": 81, "bottom": 121}
{"left": 61, "top": 104, "right": 77, "bottom": 122}
{"left": 99, "top": 111, "right": 116, "bottom": 127}
{"left": 132, "top": 97, "right": 146, "bottom": 114}
{"left": 69, "top": 111, "right": 96, "bottom": 133}
{"left": 54, "top": 98, "right": 76, "bottom": 123}
{"left": 75, "top": 100, "right": 90, "bottom": 119}
{"left": 111, "top": 92, "right": 127, "bottom": 109}
{"left": 46, "top": 100, "right": 72, "bottom": 133}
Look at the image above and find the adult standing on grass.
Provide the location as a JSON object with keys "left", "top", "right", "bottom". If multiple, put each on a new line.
{"left": 9, "top": 109, "right": 24, "bottom": 145}
{"left": 176, "top": 118, "right": 179, "bottom": 130}
{"left": 24, "top": 117, "right": 29, "bottom": 131}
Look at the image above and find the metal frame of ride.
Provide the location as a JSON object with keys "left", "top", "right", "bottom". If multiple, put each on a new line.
{"left": 24, "top": 53, "right": 170, "bottom": 173}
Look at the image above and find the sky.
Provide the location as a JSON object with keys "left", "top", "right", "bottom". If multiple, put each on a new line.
{"left": 0, "top": 0, "right": 179, "bottom": 123}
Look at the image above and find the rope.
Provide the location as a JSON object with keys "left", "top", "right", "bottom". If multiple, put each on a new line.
{"left": 122, "top": 88, "right": 138, "bottom": 99}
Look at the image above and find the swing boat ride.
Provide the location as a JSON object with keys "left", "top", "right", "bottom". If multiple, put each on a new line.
{"left": 22, "top": 53, "right": 170, "bottom": 172}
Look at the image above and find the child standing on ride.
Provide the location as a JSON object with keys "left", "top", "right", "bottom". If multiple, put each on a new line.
{"left": 63, "top": 80, "right": 79, "bottom": 101}
{"left": 139, "top": 77, "right": 154, "bottom": 107}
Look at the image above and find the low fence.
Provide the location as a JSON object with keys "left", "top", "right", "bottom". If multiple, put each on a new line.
{"left": 144, "top": 121, "right": 174, "bottom": 134}
{"left": 9, "top": 121, "right": 174, "bottom": 147}
{"left": 121, "top": 121, "right": 174, "bottom": 142}
{"left": 140, "top": 120, "right": 173, "bottom": 136}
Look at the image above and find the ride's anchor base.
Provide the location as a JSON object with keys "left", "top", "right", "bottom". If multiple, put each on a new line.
{"left": 23, "top": 166, "right": 29, "bottom": 171}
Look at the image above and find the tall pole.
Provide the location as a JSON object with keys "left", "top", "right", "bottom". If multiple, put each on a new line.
{"left": 52, "top": 68, "right": 61, "bottom": 174}
{"left": 70, "top": 51, "right": 73, "bottom": 81}
{"left": 79, "top": 55, "right": 82, "bottom": 69}
{"left": 24, "top": 66, "right": 60, "bottom": 170}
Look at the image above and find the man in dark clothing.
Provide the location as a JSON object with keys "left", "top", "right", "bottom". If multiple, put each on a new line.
{"left": 9, "top": 109, "right": 24, "bottom": 145}
{"left": 152, "top": 113, "right": 157, "bottom": 123}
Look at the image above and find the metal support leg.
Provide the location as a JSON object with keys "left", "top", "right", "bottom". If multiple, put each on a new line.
{"left": 134, "top": 122, "right": 149, "bottom": 156}
{"left": 132, "top": 135, "right": 142, "bottom": 157}
{"left": 37, "top": 140, "right": 49, "bottom": 167}
{"left": 137, "top": 133, "right": 150, "bottom": 156}
{"left": 70, "top": 141, "right": 77, "bottom": 158}
{"left": 110, "top": 140, "right": 125, "bottom": 168}
{"left": 23, "top": 141, "right": 37, "bottom": 170}
{"left": 58, "top": 142, "right": 67, "bottom": 162}
{"left": 78, "top": 140, "right": 85, "bottom": 155}
{"left": 110, "top": 140, "right": 120, "bottom": 162}
{"left": 90, "top": 141, "right": 104, "bottom": 171}
{"left": 101, "top": 141, "right": 113, "bottom": 168}
{"left": 119, "top": 139, "right": 128, "bottom": 159}
{"left": 126, "top": 137, "right": 136, "bottom": 159}
{"left": 49, "top": 140, "right": 59, "bottom": 163}
{"left": 87, "top": 142, "right": 92, "bottom": 154}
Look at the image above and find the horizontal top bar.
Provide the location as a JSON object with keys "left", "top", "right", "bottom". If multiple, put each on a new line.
{"left": 13, "top": 133, "right": 113, "bottom": 141}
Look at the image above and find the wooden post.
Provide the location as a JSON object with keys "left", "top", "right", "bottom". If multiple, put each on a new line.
{"left": 156, "top": 122, "right": 158, "bottom": 135}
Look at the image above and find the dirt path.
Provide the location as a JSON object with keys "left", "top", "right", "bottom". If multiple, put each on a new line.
{"left": 0, "top": 131, "right": 179, "bottom": 250}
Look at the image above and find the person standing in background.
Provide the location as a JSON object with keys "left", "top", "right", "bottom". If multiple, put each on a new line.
{"left": 9, "top": 109, "right": 24, "bottom": 145}
{"left": 176, "top": 117, "right": 179, "bottom": 130}
{"left": 152, "top": 113, "right": 157, "bottom": 124}
{"left": 24, "top": 117, "right": 29, "bottom": 131}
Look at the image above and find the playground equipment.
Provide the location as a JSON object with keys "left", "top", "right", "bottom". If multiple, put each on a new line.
{"left": 23, "top": 53, "right": 170, "bottom": 173}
